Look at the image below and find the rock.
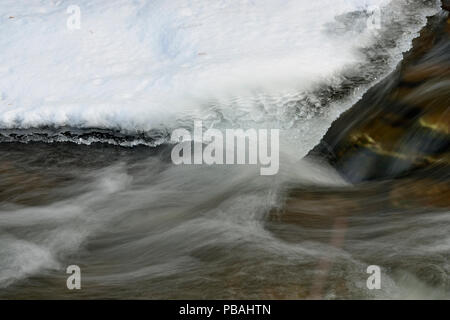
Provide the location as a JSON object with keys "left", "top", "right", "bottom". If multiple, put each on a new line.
{"left": 442, "top": 0, "right": 450, "bottom": 12}
{"left": 308, "top": 13, "right": 450, "bottom": 182}
{"left": 390, "top": 179, "right": 450, "bottom": 208}
{"left": 419, "top": 105, "right": 450, "bottom": 135}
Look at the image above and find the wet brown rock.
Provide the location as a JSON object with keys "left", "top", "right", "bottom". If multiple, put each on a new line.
{"left": 274, "top": 193, "right": 360, "bottom": 223}
{"left": 268, "top": 191, "right": 361, "bottom": 244}
{"left": 442, "top": 0, "right": 450, "bottom": 12}
{"left": 390, "top": 179, "right": 450, "bottom": 208}
{"left": 401, "top": 65, "right": 450, "bottom": 83}
{"left": 309, "top": 12, "right": 450, "bottom": 182}
{"left": 348, "top": 123, "right": 408, "bottom": 155}
{"left": 419, "top": 105, "right": 450, "bottom": 134}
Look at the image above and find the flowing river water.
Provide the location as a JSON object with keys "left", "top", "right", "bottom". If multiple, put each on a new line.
{"left": 0, "top": 1, "right": 449, "bottom": 299}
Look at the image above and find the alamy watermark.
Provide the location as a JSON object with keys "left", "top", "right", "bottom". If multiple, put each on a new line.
{"left": 366, "top": 265, "right": 381, "bottom": 290}
{"left": 66, "top": 265, "right": 81, "bottom": 290}
{"left": 170, "top": 121, "right": 279, "bottom": 175}
{"left": 66, "top": 5, "right": 81, "bottom": 30}
{"left": 366, "top": 5, "right": 382, "bottom": 31}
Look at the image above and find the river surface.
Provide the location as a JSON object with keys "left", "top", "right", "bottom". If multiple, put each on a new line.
{"left": 0, "top": 0, "right": 449, "bottom": 299}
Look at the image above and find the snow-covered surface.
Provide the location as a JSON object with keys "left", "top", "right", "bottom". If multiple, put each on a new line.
{"left": 0, "top": 0, "right": 441, "bottom": 151}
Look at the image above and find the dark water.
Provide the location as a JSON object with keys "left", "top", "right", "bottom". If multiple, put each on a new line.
{"left": 0, "top": 9, "right": 449, "bottom": 300}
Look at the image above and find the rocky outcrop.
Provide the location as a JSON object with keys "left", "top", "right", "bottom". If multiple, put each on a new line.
{"left": 309, "top": 11, "right": 450, "bottom": 183}
{"left": 442, "top": 0, "right": 450, "bottom": 11}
